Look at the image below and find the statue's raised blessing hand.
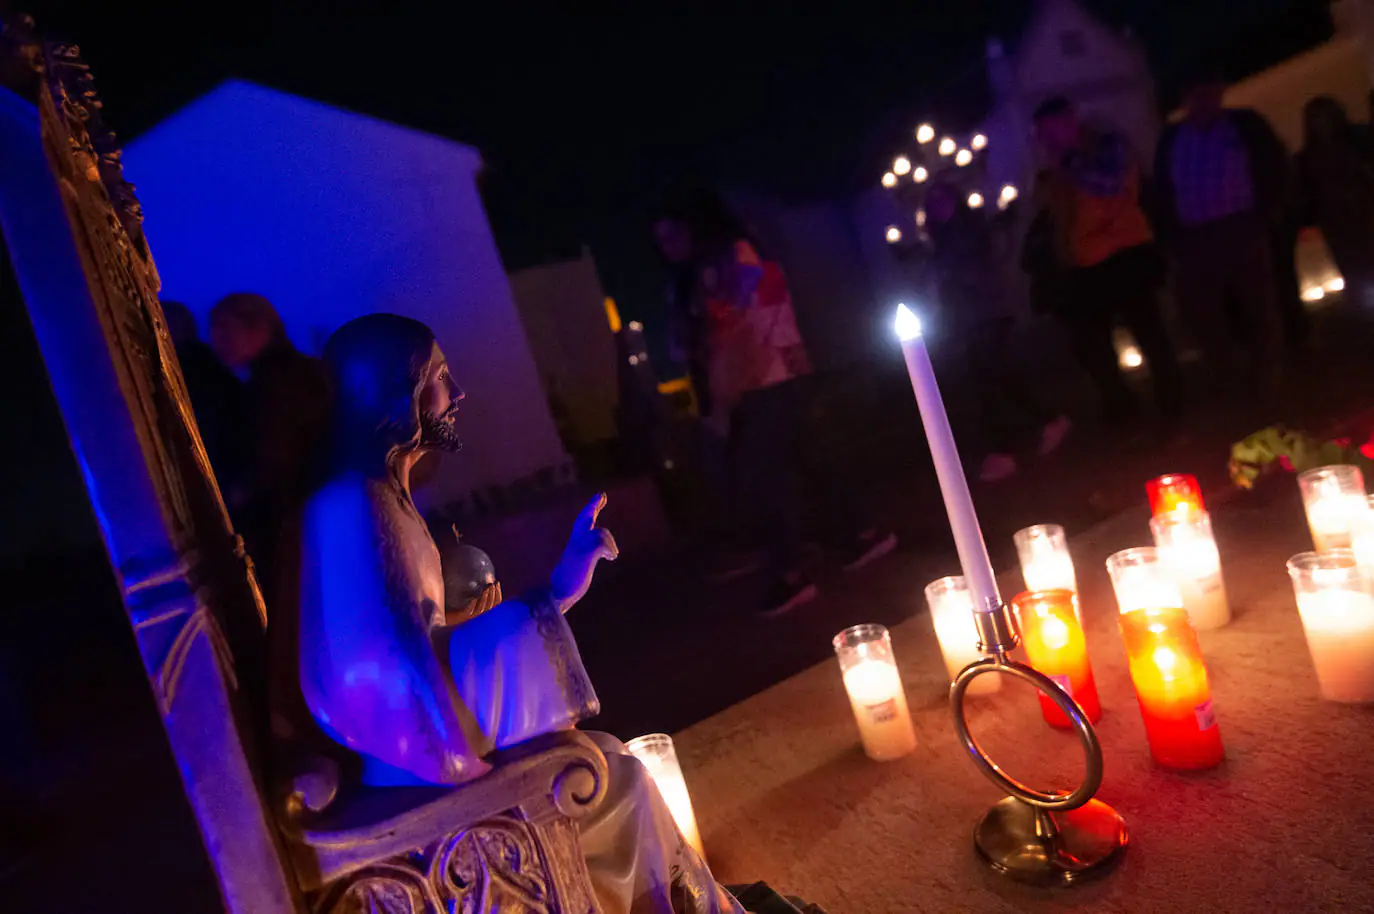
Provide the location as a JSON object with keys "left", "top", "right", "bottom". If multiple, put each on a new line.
{"left": 550, "top": 493, "right": 619, "bottom": 611}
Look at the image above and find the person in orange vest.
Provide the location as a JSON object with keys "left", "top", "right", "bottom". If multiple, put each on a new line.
{"left": 1031, "top": 96, "right": 1184, "bottom": 426}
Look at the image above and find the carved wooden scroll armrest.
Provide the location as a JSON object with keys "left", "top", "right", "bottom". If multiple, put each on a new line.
{"left": 280, "top": 730, "right": 609, "bottom": 914}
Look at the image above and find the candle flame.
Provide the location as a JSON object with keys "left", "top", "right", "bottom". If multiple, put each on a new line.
{"left": 894, "top": 304, "right": 922, "bottom": 342}
{"left": 1153, "top": 646, "right": 1178, "bottom": 678}
{"left": 1041, "top": 614, "right": 1071, "bottom": 650}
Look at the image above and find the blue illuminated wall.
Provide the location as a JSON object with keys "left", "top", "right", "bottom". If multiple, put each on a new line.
{"left": 125, "top": 80, "right": 567, "bottom": 510}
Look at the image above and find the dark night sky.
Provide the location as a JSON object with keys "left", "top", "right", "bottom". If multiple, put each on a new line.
{"left": 20, "top": 1, "right": 1333, "bottom": 319}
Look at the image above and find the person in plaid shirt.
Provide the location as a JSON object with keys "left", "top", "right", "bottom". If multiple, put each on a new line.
{"left": 656, "top": 187, "right": 895, "bottom": 616}
{"left": 1154, "top": 68, "right": 1290, "bottom": 396}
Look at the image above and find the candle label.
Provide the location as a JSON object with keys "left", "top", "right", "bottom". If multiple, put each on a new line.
{"left": 1049, "top": 673, "right": 1073, "bottom": 697}
{"left": 1199, "top": 574, "right": 1223, "bottom": 596}
{"left": 865, "top": 699, "right": 899, "bottom": 723}
{"left": 1194, "top": 700, "right": 1217, "bottom": 731}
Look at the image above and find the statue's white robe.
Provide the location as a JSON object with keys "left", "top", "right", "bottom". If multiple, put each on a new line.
{"left": 299, "top": 472, "right": 741, "bottom": 913}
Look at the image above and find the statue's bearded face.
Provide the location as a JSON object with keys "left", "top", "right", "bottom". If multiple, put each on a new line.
{"left": 417, "top": 342, "right": 463, "bottom": 452}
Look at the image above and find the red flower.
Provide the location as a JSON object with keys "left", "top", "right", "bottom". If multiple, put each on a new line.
{"left": 1278, "top": 454, "right": 1295, "bottom": 472}
{"left": 1361, "top": 441, "right": 1374, "bottom": 460}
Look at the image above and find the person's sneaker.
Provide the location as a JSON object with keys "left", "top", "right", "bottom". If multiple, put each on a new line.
{"left": 1037, "top": 415, "right": 1072, "bottom": 457}
{"left": 757, "top": 576, "right": 820, "bottom": 617}
{"left": 836, "top": 529, "right": 900, "bottom": 573}
{"left": 979, "top": 452, "right": 1019, "bottom": 483}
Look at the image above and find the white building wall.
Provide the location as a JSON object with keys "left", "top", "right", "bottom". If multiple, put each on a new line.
{"left": 125, "top": 80, "right": 567, "bottom": 511}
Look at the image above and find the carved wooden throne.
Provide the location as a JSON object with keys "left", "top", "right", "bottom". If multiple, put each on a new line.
{"left": 0, "top": 16, "right": 610, "bottom": 913}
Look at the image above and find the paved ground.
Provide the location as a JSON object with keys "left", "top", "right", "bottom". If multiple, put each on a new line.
{"left": 574, "top": 302, "right": 1374, "bottom": 741}
{"left": 673, "top": 468, "right": 1374, "bottom": 913}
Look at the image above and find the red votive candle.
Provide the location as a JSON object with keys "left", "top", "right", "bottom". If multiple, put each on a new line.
{"left": 1118, "top": 606, "right": 1224, "bottom": 769}
{"left": 1147, "top": 474, "right": 1205, "bottom": 519}
{"left": 1012, "top": 590, "right": 1101, "bottom": 729}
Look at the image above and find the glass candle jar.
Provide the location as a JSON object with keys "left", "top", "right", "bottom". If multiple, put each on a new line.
{"left": 1298, "top": 465, "right": 1369, "bottom": 553}
{"left": 832, "top": 624, "right": 917, "bottom": 761}
{"left": 1150, "top": 510, "right": 1230, "bottom": 630}
{"left": 1146, "top": 473, "right": 1205, "bottom": 519}
{"left": 924, "top": 577, "right": 1001, "bottom": 696}
{"left": 626, "top": 733, "right": 706, "bottom": 859}
{"left": 1105, "top": 547, "right": 1184, "bottom": 615}
{"left": 1012, "top": 589, "right": 1101, "bottom": 729}
{"left": 1108, "top": 548, "right": 1223, "bottom": 769}
{"left": 1286, "top": 550, "right": 1374, "bottom": 703}
{"left": 1117, "top": 607, "right": 1224, "bottom": 769}
{"left": 1014, "top": 524, "right": 1078, "bottom": 594}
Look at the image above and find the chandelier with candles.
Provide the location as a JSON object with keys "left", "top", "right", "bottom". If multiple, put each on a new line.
{"left": 880, "top": 122, "right": 1018, "bottom": 248}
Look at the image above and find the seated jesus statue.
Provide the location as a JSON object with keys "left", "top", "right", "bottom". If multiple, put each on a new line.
{"left": 294, "top": 313, "right": 743, "bottom": 914}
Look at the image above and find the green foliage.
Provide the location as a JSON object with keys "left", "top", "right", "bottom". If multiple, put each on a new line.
{"left": 1229, "top": 426, "right": 1373, "bottom": 489}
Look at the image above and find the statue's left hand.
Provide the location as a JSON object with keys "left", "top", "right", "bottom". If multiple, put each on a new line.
{"left": 445, "top": 581, "right": 503, "bottom": 626}
{"left": 550, "top": 493, "right": 619, "bottom": 612}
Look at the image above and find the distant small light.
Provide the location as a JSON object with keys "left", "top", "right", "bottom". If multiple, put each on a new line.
{"left": 639, "top": 352, "right": 649, "bottom": 360}
{"left": 971, "top": 133, "right": 988, "bottom": 150}
{"left": 997, "top": 184, "right": 1018, "bottom": 210}
{"left": 1120, "top": 346, "right": 1144, "bottom": 370}
{"left": 628, "top": 320, "right": 643, "bottom": 331}
{"left": 1324, "top": 276, "right": 1346, "bottom": 293}
{"left": 967, "top": 192, "right": 984, "bottom": 209}
{"left": 882, "top": 171, "right": 897, "bottom": 188}
{"left": 916, "top": 124, "right": 935, "bottom": 144}
{"left": 913, "top": 166, "right": 929, "bottom": 183}
{"left": 938, "top": 137, "right": 956, "bottom": 156}
{"left": 629, "top": 354, "right": 640, "bottom": 365}
{"left": 664, "top": 459, "right": 676, "bottom": 470}
{"left": 893, "top": 156, "right": 912, "bottom": 176}
{"left": 1302, "top": 286, "right": 1326, "bottom": 303}
{"left": 955, "top": 148, "right": 972, "bottom": 167}
{"left": 886, "top": 225, "right": 903, "bottom": 243}
{"left": 915, "top": 209, "right": 926, "bottom": 227}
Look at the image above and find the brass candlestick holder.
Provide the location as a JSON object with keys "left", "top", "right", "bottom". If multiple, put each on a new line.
{"left": 950, "top": 602, "right": 1127, "bottom": 885}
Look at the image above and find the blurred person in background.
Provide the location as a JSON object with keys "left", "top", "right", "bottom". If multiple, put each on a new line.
{"left": 655, "top": 186, "right": 895, "bottom": 616}
{"left": 1154, "top": 68, "right": 1289, "bottom": 395}
{"left": 1297, "top": 95, "right": 1374, "bottom": 310}
{"left": 209, "top": 292, "right": 331, "bottom": 605}
{"left": 924, "top": 181, "right": 1069, "bottom": 483}
{"left": 162, "top": 300, "right": 247, "bottom": 491}
{"left": 1032, "top": 96, "right": 1184, "bottom": 426}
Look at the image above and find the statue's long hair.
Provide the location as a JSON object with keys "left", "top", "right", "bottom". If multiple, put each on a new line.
{"left": 321, "top": 313, "right": 440, "bottom": 480}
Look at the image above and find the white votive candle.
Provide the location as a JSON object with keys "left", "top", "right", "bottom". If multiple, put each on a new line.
{"left": 833, "top": 624, "right": 918, "bottom": 761}
{"left": 1299, "top": 466, "right": 1370, "bottom": 552}
{"left": 626, "top": 733, "right": 706, "bottom": 859}
{"left": 1015, "top": 524, "right": 1077, "bottom": 594}
{"left": 1106, "top": 547, "right": 1185, "bottom": 614}
{"left": 925, "top": 576, "right": 1001, "bottom": 696}
{"left": 1151, "top": 510, "right": 1230, "bottom": 630}
{"left": 1286, "top": 552, "right": 1374, "bottom": 702}
{"left": 1351, "top": 495, "right": 1374, "bottom": 571}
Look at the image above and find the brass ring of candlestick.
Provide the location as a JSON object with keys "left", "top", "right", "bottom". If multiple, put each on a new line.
{"left": 950, "top": 657, "right": 1104, "bottom": 811}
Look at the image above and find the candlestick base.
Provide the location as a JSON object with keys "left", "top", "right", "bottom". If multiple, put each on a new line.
{"left": 952, "top": 628, "right": 1128, "bottom": 887}
{"left": 973, "top": 796, "right": 1127, "bottom": 886}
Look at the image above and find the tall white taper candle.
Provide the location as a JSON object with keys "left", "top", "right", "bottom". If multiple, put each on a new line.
{"left": 895, "top": 304, "right": 1000, "bottom": 614}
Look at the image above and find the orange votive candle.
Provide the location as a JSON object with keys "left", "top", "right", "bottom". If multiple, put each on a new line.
{"left": 1013, "top": 590, "right": 1101, "bottom": 728}
{"left": 1147, "top": 474, "right": 1205, "bottom": 519}
{"left": 1118, "top": 607, "right": 1224, "bottom": 769}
